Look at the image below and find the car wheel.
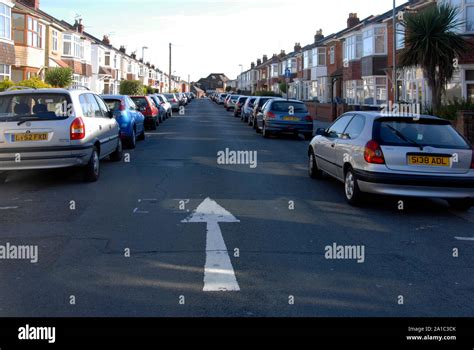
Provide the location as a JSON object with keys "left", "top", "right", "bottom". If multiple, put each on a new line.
{"left": 137, "top": 128, "right": 145, "bottom": 141}
{"left": 308, "top": 150, "right": 323, "bottom": 179}
{"left": 448, "top": 199, "right": 472, "bottom": 212}
{"left": 0, "top": 171, "right": 8, "bottom": 184}
{"left": 150, "top": 119, "right": 157, "bottom": 130}
{"left": 247, "top": 116, "right": 253, "bottom": 126}
{"left": 262, "top": 123, "right": 270, "bottom": 138}
{"left": 84, "top": 147, "right": 100, "bottom": 182}
{"left": 344, "top": 167, "right": 363, "bottom": 206}
{"left": 110, "top": 138, "right": 123, "bottom": 162}
{"left": 128, "top": 129, "right": 137, "bottom": 149}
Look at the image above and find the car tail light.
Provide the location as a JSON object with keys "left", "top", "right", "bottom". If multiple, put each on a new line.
{"left": 173, "top": 99, "right": 177, "bottom": 103}
{"left": 364, "top": 140, "right": 385, "bottom": 164}
{"left": 304, "top": 115, "right": 313, "bottom": 122}
{"left": 471, "top": 149, "right": 474, "bottom": 169}
{"left": 266, "top": 112, "right": 276, "bottom": 119}
{"left": 70, "top": 117, "right": 85, "bottom": 140}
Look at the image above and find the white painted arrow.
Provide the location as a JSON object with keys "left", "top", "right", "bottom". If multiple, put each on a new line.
{"left": 182, "top": 198, "right": 240, "bottom": 292}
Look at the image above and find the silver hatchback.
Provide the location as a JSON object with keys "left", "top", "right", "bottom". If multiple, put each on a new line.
{"left": 0, "top": 88, "right": 123, "bottom": 183}
{"left": 308, "top": 112, "right": 474, "bottom": 210}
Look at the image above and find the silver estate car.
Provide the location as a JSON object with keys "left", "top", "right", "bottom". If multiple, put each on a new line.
{"left": 308, "top": 112, "right": 474, "bottom": 210}
{"left": 0, "top": 88, "right": 123, "bottom": 184}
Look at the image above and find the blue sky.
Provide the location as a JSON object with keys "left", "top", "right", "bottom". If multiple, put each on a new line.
{"left": 40, "top": 0, "right": 406, "bottom": 81}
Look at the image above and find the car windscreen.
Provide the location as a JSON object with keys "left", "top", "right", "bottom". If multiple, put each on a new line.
{"left": 0, "top": 93, "right": 72, "bottom": 122}
{"left": 258, "top": 98, "right": 272, "bottom": 107}
{"left": 374, "top": 117, "right": 471, "bottom": 150}
{"left": 157, "top": 95, "right": 165, "bottom": 103}
{"left": 271, "top": 101, "right": 308, "bottom": 113}
{"left": 103, "top": 99, "right": 122, "bottom": 112}
{"left": 130, "top": 97, "right": 148, "bottom": 108}
{"left": 164, "top": 94, "right": 174, "bottom": 100}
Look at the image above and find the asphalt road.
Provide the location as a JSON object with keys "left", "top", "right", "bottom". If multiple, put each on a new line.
{"left": 0, "top": 98, "right": 473, "bottom": 317}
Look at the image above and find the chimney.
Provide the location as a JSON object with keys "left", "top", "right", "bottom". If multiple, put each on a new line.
{"left": 279, "top": 50, "right": 286, "bottom": 58}
{"left": 251, "top": 62, "right": 255, "bottom": 69}
{"left": 263, "top": 55, "right": 268, "bottom": 62}
{"left": 294, "top": 42, "right": 302, "bottom": 52}
{"left": 119, "top": 45, "right": 126, "bottom": 54}
{"left": 130, "top": 52, "right": 137, "bottom": 59}
{"left": 257, "top": 58, "right": 262, "bottom": 66}
{"left": 18, "top": 0, "right": 40, "bottom": 10}
{"left": 102, "top": 35, "right": 111, "bottom": 46}
{"left": 347, "top": 13, "right": 360, "bottom": 28}
{"left": 73, "top": 18, "right": 84, "bottom": 34}
{"left": 314, "top": 29, "right": 324, "bottom": 43}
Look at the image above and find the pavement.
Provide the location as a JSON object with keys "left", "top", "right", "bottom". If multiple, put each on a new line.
{"left": 0, "top": 98, "right": 473, "bottom": 317}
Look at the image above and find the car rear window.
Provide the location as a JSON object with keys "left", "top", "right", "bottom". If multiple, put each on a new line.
{"left": 374, "top": 117, "right": 471, "bottom": 149}
{"left": 271, "top": 101, "right": 308, "bottom": 113}
{"left": 103, "top": 99, "right": 122, "bottom": 112}
{"left": 0, "top": 93, "right": 72, "bottom": 122}
{"left": 130, "top": 97, "right": 148, "bottom": 108}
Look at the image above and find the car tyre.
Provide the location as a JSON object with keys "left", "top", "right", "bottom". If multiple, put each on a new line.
{"left": 262, "top": 123, "right": 270, "bottom": 138}
{"left": 137, "top": 129, "right": 145, "bottom": 141}
{"left": 308, "top": 150, "right": 323, "bottom": 179}
{"left": 150, "top": 118, "right": 157, "bottom": 131}
{"left": 0, "top": 172, "right": 8, "bottom": 184}
{"left": 110, "top": 138, "right": 123, "bottom": 162}
{"left": 344, "top": 167, "right": 363, "bottom": 206}
{"left": 448, "top": 199, "right": 472, "bottom": 212}
{"left": 128, "top": 129, "right": 137, "bottom": 149}
{"left": 84, "top": 147, "right": 100, "bottom": 182}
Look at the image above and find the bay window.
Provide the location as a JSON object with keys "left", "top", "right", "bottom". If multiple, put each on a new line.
{"left": 12, "top": 13, "right": 24, "bottom": 44}
{"left": 63, "top": 34, "right": 84, "bottom": 58}
{"left": 396, "top": 23, "right": 405, "bottom": 49}
{"left": 363, "top": 76, "right": 387, "bottom": 105}
{"left": 0, "top": 64, "right": 10, "bottom": 81}
{"left": 27, "top": 17, "right": 43, "bottom": 48}
{"left": 329, "top": 46, "right": 335, "bottom": 64}
{"left": 0, "top": 3, "right": 11, "bottom": 41}
{"left": 344, "top": 34, "right": 362, "bottom": 61}
{"left": 362, "top": 25, "right": 387, "bottom": 57}
{"left": 311, "top": 47, "right": 326, "bottom": 67}
{"left": 344, "top": 80, "right": 364, "bottom": 105}
{"left": 303, "top": 51, "right": 312, "bottom": 69}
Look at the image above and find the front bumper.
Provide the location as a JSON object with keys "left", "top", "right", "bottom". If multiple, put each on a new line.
{"left": 355, "top": 170, "right": 474, "bottom": 199}
{"left": 0, "top": 145, "right": 93, "bottom": 171}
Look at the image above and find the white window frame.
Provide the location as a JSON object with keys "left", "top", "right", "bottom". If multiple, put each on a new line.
{"left": 362, "top": 76, "right": 387, "bottom": 106}
{"left": 329, "top": 46, "right": 335, "bottom": 65}
{"left": 344, "top": 33, "right": 363, "bottom": 61}
{"left": 362, "top": 24, "right": 387, "bottom": 57}
{"left": 0, "top": 3, "right": 11, "bottom": 41}
{"left": 52, "top": 29, "right": 58, "bottom": 52}
{"left": 0, "top": 63, "right": 11, "bottom": 81}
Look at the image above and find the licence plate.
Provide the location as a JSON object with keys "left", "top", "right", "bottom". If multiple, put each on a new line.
{"left": 283, "top": 116, "right": 299, "bottom": 121}
{"left": 407, "top": 155, "right": 450, "bottom": 167}
{"left": 13, "top": 133, "right": 48, "bottom": 142}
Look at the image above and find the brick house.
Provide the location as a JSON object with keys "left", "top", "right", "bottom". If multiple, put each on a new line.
{"left": 0, "top": 0, "right": 14, "bottom": 81}
{"left": 197, "top": 73, "right": 229, "bottom": 92}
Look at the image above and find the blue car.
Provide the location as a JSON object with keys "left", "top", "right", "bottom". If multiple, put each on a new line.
{"left": 102, "top": 95, "right": 146, "bottom": 149}
{"left": 256, "top": 99, "right": 313, "bottom": 140}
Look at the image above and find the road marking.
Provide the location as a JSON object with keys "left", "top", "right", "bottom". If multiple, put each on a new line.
{"left": 133, "top": 208, "right": 149, "bottom": 214}
{"left": 0, "top": 206, "right": 18, "bottom": 210}
{"left": 182, "top": 197, "right": 240, "bottom": 292}
{"left": 455, "top": 237, "right": 474, "bottom": 241}
{"left": 138, "top": 199, "right": 157, "bottom": 203}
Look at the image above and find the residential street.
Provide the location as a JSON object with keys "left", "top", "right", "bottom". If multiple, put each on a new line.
{"left": 0, "top": 98, "right": 473, "bottom": 317}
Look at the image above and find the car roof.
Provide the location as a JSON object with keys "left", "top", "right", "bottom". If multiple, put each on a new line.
{"left": 101, "top": 94, "right": 126, "bottom": 99}
{"left": 0, "top": 88, "right": 86, "bottom": 96}
{"left": 345, "top": 111, "right": 443, "bottom": 121}
{"left": 271, "top": 98, "right": 304, "bottom": 103}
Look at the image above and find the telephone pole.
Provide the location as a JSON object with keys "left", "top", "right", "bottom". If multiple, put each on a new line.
{"left": 169, "top": 43, "right": 172, "bottom": 93}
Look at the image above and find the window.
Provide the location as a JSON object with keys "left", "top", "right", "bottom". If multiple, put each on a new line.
{"left": 363, "top": 26, "right": 387, "bottom": 56}
{"left": 27, "top": 17, "right": 43, "bottom": 48}
{"left": 303, "top": 51, "right": 312, "bottom": 69}
{"left": 12, "top": 13, "right": 24, "bottom": 44}
{"left": 317, "top": 48, "right": 326, "bottom": 66}
{"left": 328, "top": 114, "right": 354, "bottom": 138}
{"left": 329, "top": 46, "right": 335, "bottom": 64}
{"left": 63, "top": 34, "right": 83, "bottom": 58}
{"left": 363, "top": 76, "right": 387, "bottom": 105}
{"left": 105, "top": 52, "right": 110, "bottom": 66}
{"left": 63, "top": 34, "right": 72, "bottom": 56}
{"left": 344, "top": 115, "right": 365, "bottom": 139}
{"left": 445, "top": 0, "right": 474, "bottom": 32}
{"left": 0, "top": 64, "right": 10, "bottom": 81}
{"left": 74, "top": 35, "right": 83, "bottom": 58}
{"left": 466, "top": 69, "right": 474, "bottom": 101}
{"left": 344, "top": 80, "right": 364, "bottom": 105}
{"left": 52, "top": 30, "right": 58, "bottom": 51}
{"left": 396, "top": 23, "right": 405, "bottom": 49}
{"left": 0, "top": 3, "right": 11, "bottom": 40}
{"left": 344, "top": 34, "right": 362, "bottom": 61}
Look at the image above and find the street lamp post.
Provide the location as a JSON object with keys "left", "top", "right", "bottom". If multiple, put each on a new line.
{"left": 239, "top": 64, "right": 243, "bottom": 93}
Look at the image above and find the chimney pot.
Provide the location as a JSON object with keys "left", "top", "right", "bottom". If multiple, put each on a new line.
{"left": 347, "top": 13, "right": 360, "bottom": 28}
{"left": 18, "top": 0, "right": 40, "bottom": 10}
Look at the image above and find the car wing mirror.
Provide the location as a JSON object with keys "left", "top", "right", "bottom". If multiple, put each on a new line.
{"left": 316, "top": 128, "right": 327, "bottom": 136}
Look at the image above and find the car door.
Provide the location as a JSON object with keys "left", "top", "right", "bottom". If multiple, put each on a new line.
{"left": 127, "top": 97, "right": 144, "bottom": 134}
{"left": 334, "top": 114, "right": 365, "bottom": 180}
{"left": 315, "top": 114, "right": 354, "bottom": 177}
{"left": 94, "top": 94, "right": 118, "bottom": 156}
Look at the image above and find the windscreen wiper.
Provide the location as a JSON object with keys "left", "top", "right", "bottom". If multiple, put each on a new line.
{"left": 386, "top": 125, "right": 424, "bottom": 151}
{"left": 17, "top": 117, "right": 41, "bottom": 126}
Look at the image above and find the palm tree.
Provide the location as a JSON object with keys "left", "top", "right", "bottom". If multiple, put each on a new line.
{"left": 399, "top": 3, "right": 471, "bottom": 113}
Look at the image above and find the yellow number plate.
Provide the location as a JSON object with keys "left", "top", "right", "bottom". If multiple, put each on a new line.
{"left": 408, "top": 155, "right": 450, "bottom": 167}
{"left": 283, "top": 116, "right": 299, "bottom": 121}
{"left": 13, "top": 133, "right": 48, "bottom": 142}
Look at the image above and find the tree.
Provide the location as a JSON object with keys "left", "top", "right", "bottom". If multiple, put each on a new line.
{"left": 45, "top": 67, "right": 73, "bottom": 88}
{"left": 279, "top": 81, "right": 288, "bottom": 94}
{"left": 144, "top": 85, "right": 154, "bottom": 94}
{"left": 399, "top": 3, "right": 471, "bottom": 113}
{"left": 120, "top": 80, "right": 144, "bottom": 95}
{"left": 225, "top": 86, "right": 232, "bottom": 92}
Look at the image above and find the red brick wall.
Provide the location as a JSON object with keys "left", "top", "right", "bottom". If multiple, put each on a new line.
{"left": 0, "top": 42, "right": 15, "bottom": 66}
{"left": 454, "top": 111, "right": 474, "bottom": 144}
{"left": 327, "top": 42, "right": 343, "bottom": 76}
{"left": 460, "top": 37, "right": 474, "bottom": 64}
{"left": 343, "top": 61, "right": 361, "bottom": 81}
{"left": 63, "top": 59, "right": 82, "bottom": 75}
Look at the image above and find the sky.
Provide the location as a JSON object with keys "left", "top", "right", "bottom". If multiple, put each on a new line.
{"left": 40, "top": 0, "right": 406, "bottom": 82}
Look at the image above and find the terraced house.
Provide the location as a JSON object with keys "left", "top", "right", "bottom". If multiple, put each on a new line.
{"left": 0, "top": 0, "right": 14, "bottom": 82}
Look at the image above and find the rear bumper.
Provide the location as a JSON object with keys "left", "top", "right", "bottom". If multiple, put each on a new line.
{"left": 0, "top": 145, "right": 93, "bottom": 171}
{"left": 355, "top": 170, "right": 474, "bottom": 199}
{"left": 265, "top": 121, "right": 313, "bottom": 134}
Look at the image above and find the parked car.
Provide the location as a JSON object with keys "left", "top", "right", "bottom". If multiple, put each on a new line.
{"left": 0, "top": 88, "right": 123, "bottom": 183}
{"left": 234, "top": 96, "right": 248, "bottom": 118}
{"left": 249, "top": 96, "right": 275, "bottom": 128}
{"left": 256, "top": 99, "right": 313, "bottom": 139}
{"left": 223, "top": 95, "right": 232, "bottom": 109}
{"left": 226, "top": 95, "right": 240, "bottom": 111}
{"left": 241, "top": 97, "right": 257, "bottom": 122}
{"left": 148, "top": 95, "right": 166, "bottom": 123}
{"left": 177, "top": 93, "right": 187, "bottom": 106}
{"left": 130, "top": 96, "right": 159, "bottom": 130}
{"left": 102, "top": 94, "right": 145, "bottom": 149}
{"left": 156, "top": 94, "right": 172, "bottom": 118}
{"left": 217, "top": 94, "right": 228, "bottom": 105}
{"left": 308, "top": 112, "right": 474, "bottom": 210}
{"left": 164, "top": 93, "right": 179, "bottom": 112}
